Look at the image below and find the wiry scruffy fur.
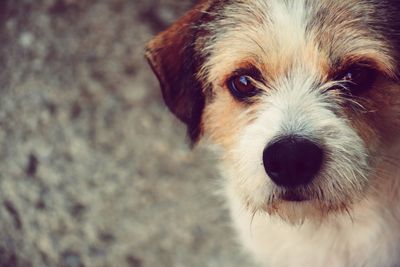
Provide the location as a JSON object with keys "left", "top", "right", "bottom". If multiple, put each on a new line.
{"left": 146, "top": 0, "right": 400, "bottom": 266}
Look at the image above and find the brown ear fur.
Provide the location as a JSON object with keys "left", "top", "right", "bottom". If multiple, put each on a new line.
{"left": 145, "top": 1, "right": 214, "bottom": 143}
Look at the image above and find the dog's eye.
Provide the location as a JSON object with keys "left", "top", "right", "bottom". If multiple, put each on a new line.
{"left": 335, "top": 64, "right": 377, "bottom": 94}
{"left": 227, "top": 75, "right": 259, "bottom": 100}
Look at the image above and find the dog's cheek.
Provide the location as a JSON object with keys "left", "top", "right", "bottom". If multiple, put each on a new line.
{"left": 341, "top": 80, "right": 400, "bottom": 156}
{"left": 343, "top": 112, "right": 380, "bottom": 154}
{"left": 202, "top": 91, "right": 272, "bottom": 207}
{"left": 233, "top": 125, "right": 274, "bottom": 208}
{"left": 225, "top": 107, "right": 283, "bottom": 208}
{"left": 366, "top": 81, "right": 400, "bottom": 146}
{"left": 202, "top": 91, "right": 252, "bottom": 150}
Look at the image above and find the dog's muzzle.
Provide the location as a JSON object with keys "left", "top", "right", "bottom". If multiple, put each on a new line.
{"left": 263, "top": 136, "right": 324, "bottom": 188}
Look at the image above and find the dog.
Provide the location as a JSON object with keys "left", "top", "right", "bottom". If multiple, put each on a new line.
{"left": 145, "top": 1, "right": 400, "bottom": 266}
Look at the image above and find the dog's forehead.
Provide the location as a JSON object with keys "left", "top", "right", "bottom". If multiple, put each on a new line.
{"left": 201, "top": 0, "right": 396, "bottom": 83}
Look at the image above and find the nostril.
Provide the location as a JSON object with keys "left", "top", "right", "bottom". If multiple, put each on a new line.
{"left": 263, "top": 136, "right": 323, "bottom": 188}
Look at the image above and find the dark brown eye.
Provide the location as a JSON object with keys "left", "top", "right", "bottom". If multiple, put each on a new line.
{"left": 227, "top": 75, "right": 259, "bottom": 100}
{"left": 335, "top": 64, "right": 377, "bottom": 94}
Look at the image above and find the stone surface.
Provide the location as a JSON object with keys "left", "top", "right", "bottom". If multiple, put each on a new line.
{"left": 0, "top": 1, "right": 256, "bottom": 267}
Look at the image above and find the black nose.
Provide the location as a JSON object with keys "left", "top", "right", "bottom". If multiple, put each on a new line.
{"left": 263, "top": 136, "right": 323, "bottom": 188}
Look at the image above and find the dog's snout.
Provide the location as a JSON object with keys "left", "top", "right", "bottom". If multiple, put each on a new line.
{"left": 263, "top": 136, "right": 323, "bottom": 188}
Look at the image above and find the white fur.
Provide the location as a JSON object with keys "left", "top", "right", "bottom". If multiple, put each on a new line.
{"left": 226, "top": 179, "right": 400, "bottom": 267}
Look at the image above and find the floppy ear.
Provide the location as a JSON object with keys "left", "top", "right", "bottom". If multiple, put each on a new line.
{"left": 145, "top": 1, "right": 213, "bottom": 143}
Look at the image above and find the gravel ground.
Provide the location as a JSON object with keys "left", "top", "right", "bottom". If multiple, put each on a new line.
{"left": 0, "top": 1, "right": 256, "bottom": 267}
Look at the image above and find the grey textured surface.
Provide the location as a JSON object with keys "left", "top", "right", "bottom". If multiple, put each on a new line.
{"left": 0, "top": 1, "right": 256, "bottom": 267}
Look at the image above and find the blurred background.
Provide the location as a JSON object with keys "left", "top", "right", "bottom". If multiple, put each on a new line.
{"left": 0, "top": 0, "right": 256, "bottom": 267}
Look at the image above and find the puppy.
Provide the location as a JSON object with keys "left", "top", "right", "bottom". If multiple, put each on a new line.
{"left": 146, "top": 1, "right": 400, "bottom": 266}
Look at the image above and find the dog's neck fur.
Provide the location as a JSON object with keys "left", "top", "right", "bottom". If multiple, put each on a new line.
{"left": 225, "top": 145, "right": 400, "bottom": 267}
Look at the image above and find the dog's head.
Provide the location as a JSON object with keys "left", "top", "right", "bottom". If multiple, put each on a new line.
{"left": 146, "top": 0, "right": 400, "bottom": 222}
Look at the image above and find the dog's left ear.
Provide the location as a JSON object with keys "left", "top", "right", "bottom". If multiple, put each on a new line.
{"left": 145, "top": 1, "right": 213, "bottom": 144}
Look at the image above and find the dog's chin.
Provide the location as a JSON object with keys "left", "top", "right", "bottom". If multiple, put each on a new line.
{"left": 280, "top": 191, "right": 310, "bottom": 202}
{"left": 262, "top": 192, "right": 349, "bottom": 225}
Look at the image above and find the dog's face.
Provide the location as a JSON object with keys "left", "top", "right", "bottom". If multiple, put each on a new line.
{"left": 146, "top": 0, "right": 400, "bottom": 222}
